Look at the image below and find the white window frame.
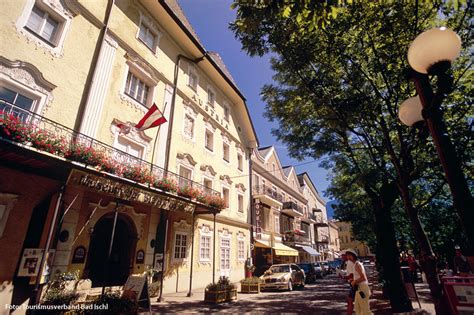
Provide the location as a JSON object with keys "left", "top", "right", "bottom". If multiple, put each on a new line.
{"left": 121, "top": 62, "right": 157, "bottom": 109}
{"left": 173, "top": 231, "right": 188, "bottom": 262}
{"left": 0, "top": 81, "right": 44, "bottom": 115}
{"left": 220, "top": 236, "right": 231, "bottom": 276}
{"left": 223, "top": 103, "right": 230, "bottom": 122}
{"left": 237, "top": 193, "right": 244, "bottom": 213}
{"left": 205, "top": 128, "right": 214, "bottom": 152}
{"left": 198, "top": 226, "right": 212, "bottom": 263}
{"left": 237, "top": 153, "right": 243, "bottom": 172}
{"left": 114, "top": 135, "right": 146, "bottom": 159}
{"left": 223, "top": 142, "right": 230, "bottom": 163}
{"left": 275, "top": 215, "right": 280, "bottom": 234}
{"left": 207, "top": 86, "right": 215, "bottom": 107}
{"left": 222, "top": 186, "right": 230, "bottom": 209}
{"left": 16, "top": 0, "right": 72, "bottom": 57}
{"left": 188, "top": 65, "right": 198, "bottom": 91}
{"left": 237, "top": 238, "right": 245, "bottom": 262}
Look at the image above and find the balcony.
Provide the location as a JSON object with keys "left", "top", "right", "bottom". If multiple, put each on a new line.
{"left": 281, "top": 201, "right": 303, "bottom": 217}
{"left": 0, "top": 101, "right": 222, "bottom": 212}
{"left": 316, "top": 236, "right": 329, "bottom": 243}
{"left": 282, "top": 230, "right": 310, "bottom": 246}
{"left": 301, "top": 212, "right": 318, "bottom": 224}
{"left": 253, "top": 185, "right": 283, "bottom": 208}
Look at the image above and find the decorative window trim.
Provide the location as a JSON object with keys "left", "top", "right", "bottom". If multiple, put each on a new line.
{"left": 176, "top": 152, "right": 197, "bottom": 167}
{"left": 198, "top": 224, "right": 212, "bottom": 263}
{"left": 200, "top": 165, "right": 217, "bottom": 177}
{"left": 223, "top": 102, "right": 230, "bottom": 122}
{"left": 219, "top": 175, "right": 233, "bottom": 186}
{"left": 120, "top": 57, "right": 158, "bottom": 112}
{"left": 182, "top": 102, "right": 198, "bottom": 141}
{"left": 235, "top": 183, "right": 246, "bottom": 193}
{"left": 16, "top": 0, "right": 74, "bottom": 58}
{"left": 0, "top": 57, "right": 55, "bottom": 115}
{"left": 172, "top": 220, "right": 191, "bottom": 263}
{"left": 0, "top": 193, "right": 19, "bottom": 238}
{"left": 136, "top": 10, "right": 162, "bottom": 54}
{"left": 111, "top": 119, "right": 151, "bottom": 158}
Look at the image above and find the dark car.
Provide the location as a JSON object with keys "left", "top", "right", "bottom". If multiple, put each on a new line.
{"left": 313, "top": 262, "right": 324, "bottom": 279}
{"left": 297, "top": 263, "right": 318, "bottom": 283}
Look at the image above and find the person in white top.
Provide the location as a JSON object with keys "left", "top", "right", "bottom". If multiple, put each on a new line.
{"left": 340, "top": 252, "right": 356, "bottom": 315}
{"left": 346, "top": 249, "right": 373, "bottom": 315}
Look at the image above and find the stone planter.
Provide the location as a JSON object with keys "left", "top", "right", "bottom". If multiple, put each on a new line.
{"left": 204, "top": 288, "right": 237, "bottom": 303}
{"left": 240, "top": 282, "right": 260, "bottom": 294}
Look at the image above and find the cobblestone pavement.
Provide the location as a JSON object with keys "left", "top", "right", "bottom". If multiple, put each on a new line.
{"left": 145, "top": 275, "right": 434, "bottom": 314}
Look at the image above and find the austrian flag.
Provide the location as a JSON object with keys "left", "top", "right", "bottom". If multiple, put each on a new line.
{"left": 118, "top": 103, "right": 167, "bottom": 134}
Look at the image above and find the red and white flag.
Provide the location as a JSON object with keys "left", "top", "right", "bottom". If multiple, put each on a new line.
{"left": 117, "top": 103, "right": 167, "bottom": 134}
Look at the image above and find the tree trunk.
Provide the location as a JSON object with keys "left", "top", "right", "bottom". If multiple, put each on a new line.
{"left": 398, "top": 177, "right": 449, "bottom": 314}
{"left": 368, "top": 182, "right": 413, "bottom": 313}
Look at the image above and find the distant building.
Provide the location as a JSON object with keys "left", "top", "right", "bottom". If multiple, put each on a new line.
{"left": 334, "top": 221, "right": 372, "bottom": 257}
{"left": 328, "top": 221, "right": 341, "bottom": 260}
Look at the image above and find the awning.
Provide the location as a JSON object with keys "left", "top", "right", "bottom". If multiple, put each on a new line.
{"left": 299, "top": 245, "right": 320, "bottom": 256}
{"left": 254, "top": 240, "right": 271, "bottom": 248}
{"left": 273, "top": 243, "right": 299, "bottom": 256}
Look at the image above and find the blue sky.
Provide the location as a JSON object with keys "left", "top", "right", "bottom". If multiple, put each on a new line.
{"left": 178, "top": 0, "right": 335, "bottom": 217}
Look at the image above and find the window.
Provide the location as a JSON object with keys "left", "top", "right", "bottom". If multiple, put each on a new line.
{"left": 222, "top": 187, "right": 230, "bottom": 208}
{"left": 115, "top": 136, "right": 144, "bottom": 158}
{"left": 200, "top": 235, "right": 211, "bottom": 261}
{"left": 275, "top": 216, "right": 280, "bottom": 233}
{"left": 179, "top": 165, "right": 192, "bottom": 188}
{"left": 174, "top": 233, "right": 187, "bottom": 259}
{"left": 205, "top": 129, "right": 214, "bottom": 151}
{"left": 238, "top": 194, "right": 244, "bottom": 213}
{"left": 138, "top": 23, "right": 157, "bottom": 51}
{"left": 124, "top": 71, "right": 150, "bottom": 106}
{"left": 224, "top": 105, "right": 230, "bottom": 121}
{"left": 207, "top": 88, "right": 215, "bottom": 107}
{"left": 0, "top": 87, "right": 35, "bottom": 111}
{"left": 237, "top": 153, "right": 243, "bottom": 171}
{"left": 26, "top": 5, "right": 60, "bottom": 45}
{"left": 183, "top": 114, "right": 195, "bottom": 139}
{"left": 188, "top": 67, "right": 198, "bottom": 91}
{"left": 220, "top": 238, "right": 230, "bottom": 271}
{"left": 223, "top": 143, "right": 230, "bottom": 162}
{"left": 203, "top": 178, "right": 213, "bottom": 195}
{"left": 238, "top": 239, "right": 245, "bottom": 261}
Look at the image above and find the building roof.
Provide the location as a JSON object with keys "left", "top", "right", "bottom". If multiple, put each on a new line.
{"left": 282, "top": 166, "right": 293, "bottom": 177}
{"left": 163, "top": 0, "right": 203, "bottom": 46}
{"left": 257, "top": 145, "right": 273, "bottom": 157}
{"left": 207, "top": 52, "right": 237, "bottom": 86}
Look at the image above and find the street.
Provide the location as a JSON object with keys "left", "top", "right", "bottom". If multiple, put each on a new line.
{"left": 148, "top": 275, "right": 434, "bottom": 314}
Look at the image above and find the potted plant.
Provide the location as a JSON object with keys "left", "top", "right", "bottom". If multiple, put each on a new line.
{"left": 204, "top": 276, "right": 237, "bottom": 303}
{"left": 65, "top": 142, "right": 104, "bottom": 167}
{"left": 30, "top": 129, "right": 66, "bottom": 155}
{"left": 177, "top": 185, "right": 200, "bottom": 200}
{"left": 240, "top": 277, "right": 261, "bottom": 294}
{"left": 122, "top": 164, "right": 152, "bottom": 184}
{"left": 153, "top": 177, "right": 178, "bottom": 193}
{"left": 40, "top": 271, "right": 80, "bottom": 314}
{"left": 0, "top": 112, "right": 32, "bottom": 143}
{"left": 205, "top": 194, "right": 226, "bottom": 210}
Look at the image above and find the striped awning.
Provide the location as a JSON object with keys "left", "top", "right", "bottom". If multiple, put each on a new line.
{"left": 273, "top": 243, "right": 299, "bottom": 257}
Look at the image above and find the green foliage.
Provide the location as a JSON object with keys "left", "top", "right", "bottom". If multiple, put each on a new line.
{"left": 42, "top": 271, "right": 80, "bottom": 307}
{"left": 206, "top": 276, "right": 236, "bottom": 291}
{"left": 232, "top": 0, "right": 472, "bottom": 272}
{"left": 83, "top": 291, "right": 138, "bottom": 315}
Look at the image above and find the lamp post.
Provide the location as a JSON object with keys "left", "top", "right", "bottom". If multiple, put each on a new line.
{"left": 399, "top": 27, "right": 474, "bottom": 252}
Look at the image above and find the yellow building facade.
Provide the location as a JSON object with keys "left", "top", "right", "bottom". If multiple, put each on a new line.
{"left": 334, "top": 221, "right": 373, "bottom": 258}
{"left": 0, "top": 0, "right": 257, "bottom": 311}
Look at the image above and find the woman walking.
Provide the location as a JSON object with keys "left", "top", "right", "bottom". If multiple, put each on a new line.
{"left": 346, "top": 249, "right": 373, "bottom": 315}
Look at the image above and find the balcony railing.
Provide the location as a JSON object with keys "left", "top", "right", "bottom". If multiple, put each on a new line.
{"left": 309, "top": 213, "right": 317, "bottom": 222}
{"left": 253, "top": 185, "right": 284, "bottom": 203}
{"left": 0, "top": 101, "right": 222, "bottom": 205}
{"left": 282, "top": 201, "right": 303, "bottom": 213}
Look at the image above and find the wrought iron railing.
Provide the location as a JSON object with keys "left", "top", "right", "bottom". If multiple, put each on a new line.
{"left": 282, "top": 201, "right": 303, "bottom": 214}
{"left": 309, "top": 213, "right": 318, "bottom": 222}
{"left": 252, "top": 185, "right": 284, "bottom": 203}
{"left": 0, "top": 100, "right": 221, "bottom": 201}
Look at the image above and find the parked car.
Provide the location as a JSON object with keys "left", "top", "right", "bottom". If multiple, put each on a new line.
{"left": 320, "top": 261, "right": 330, "bottom": 275}
{"left": 260, "top": 263, "right": 305, "bottom": 291}
{"left": 313, "top": 262, "right": 324, "bottom": 279}
{"left": 297, "top": 263, "right": 318, "bottom": 283}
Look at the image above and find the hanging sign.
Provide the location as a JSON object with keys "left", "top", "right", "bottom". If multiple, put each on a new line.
{"left": 18, "top": 248, "right": 43, "bottom": 277}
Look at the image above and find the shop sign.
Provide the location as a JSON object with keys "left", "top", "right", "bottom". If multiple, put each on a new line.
{"left": 67, "top": 170, "right": 193, "bottom": 211}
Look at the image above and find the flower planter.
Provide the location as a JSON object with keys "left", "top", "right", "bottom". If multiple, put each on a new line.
{"left": 204, "top": 288, "right": 237, "bottom": 303}
{"left": 240, "top": 282, "right": 260, "bottom": 294}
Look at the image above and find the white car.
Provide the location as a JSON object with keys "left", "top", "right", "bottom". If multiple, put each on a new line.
{"left": 259, "top": 263, "right": 305, "bottom": 291}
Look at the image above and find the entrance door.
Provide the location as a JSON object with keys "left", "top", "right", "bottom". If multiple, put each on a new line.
{"left": 87, "top": 214, "right": 137, "bottom": 287}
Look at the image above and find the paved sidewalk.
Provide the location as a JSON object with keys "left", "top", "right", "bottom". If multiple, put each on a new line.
{"left": 144, "top": 275, "right": 435, "bottom": 314}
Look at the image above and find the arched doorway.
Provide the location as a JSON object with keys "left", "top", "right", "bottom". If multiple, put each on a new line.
{"left": 86, "top": 213, "right": 137, "bottom": 287}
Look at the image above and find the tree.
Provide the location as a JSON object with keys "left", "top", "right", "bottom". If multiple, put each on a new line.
{"left": 231, "top": 1, "right": 472, "bottom": 313}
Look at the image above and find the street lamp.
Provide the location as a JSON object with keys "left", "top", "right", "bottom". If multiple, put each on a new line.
{"left": 399, "top": 27, "right": 474, "bottom": 252}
